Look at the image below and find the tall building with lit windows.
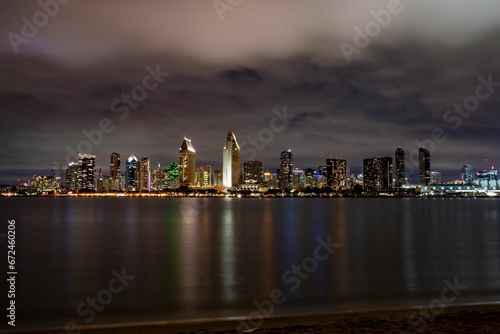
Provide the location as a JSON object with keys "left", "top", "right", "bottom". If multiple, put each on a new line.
{"left": 395, "top": 147, "right": 405, "bottom": 188}
{"left": 125, "top": 155, "right": 138, "bottom": 190}
{"left": 419, "top": 147, "right": 431, "bottom": 185}
{"left": 179, "top": 137, "right": 196, "bottom": 187}
{"left": 138, "top": 157, "right": 150, "bottom": 191}
{"left": 77, "top": 154, "right": 96, "bottom": 191}
{"left": 66, "top": 162, "right": 79, "bottom": 192}
{"left": 326, "top": 157, "right": 347, "bottom": 191}
{"left": 279, "top": 149, "right": 293, "bottom": 191}
{"left": 222, "top": 131, "right": 240, "bottom": 188}
{"left": 363, "top": 156, "right": 393, "bottom": 193}
{"left": 109, "top": 152, "right": 121, "bottom": 191}
{"left": 243, "top": 160, "right": 264, "bottom": 184}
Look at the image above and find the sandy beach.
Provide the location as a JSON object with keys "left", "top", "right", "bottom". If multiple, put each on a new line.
{"left": 15, "top": 304, "right": 500, "bottom": 334}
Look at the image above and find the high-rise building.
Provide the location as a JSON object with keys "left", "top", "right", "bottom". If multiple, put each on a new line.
{"left": 461, "top": 165, "right": 474, "bottom": 184}
{"left": 292, "top": 168, "right": 305, "bottom": 189}
{"left": 326, "top": 157, "right": 347, "bottom": 191}
{"left": 363, "top": 156, "right": 393, "bottom": 193}
{"left": 243, "top": 160, "right": 264, "bottom": 184}
{"left": 109, "top": 152, "right": 121, "bottom": 191}
{"left": 430, "top": 171, "right": 441, "bottom": 185}
{"left": 279, "top": 149, "right": 293, "bottom": 191}
{"left": 138, "top": 157, "right": 150, "bottom": 191}
{"left": 78, "top": 154, "right": 96, "bottom": 191}
{"left": 125, "top": 155, "right": 139, "bottom": 190}
{"left": 304, "top": 168, "right": 317, "bottom": 188}
{"left": 179, "top": 137, "right": 196, "bottom": 187}
{"left": 395, "top": 147, "right": 405, "bottom": 188}
{"left": 419, "top": 147, "right": 431, "bottom": 185}
{"left": 195, "top": 166, "right": 212, "bottom": 188}
{"left": 222, "top": 131, "right": 241, "bottom": 188}
{"left": 66, "top": 162, "right": 79, "bottom": 192}
{"left": 152, "top": 167, "right": 167, "bottom": 191}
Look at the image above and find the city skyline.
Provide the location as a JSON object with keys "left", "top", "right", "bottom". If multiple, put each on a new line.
{"left": 1, "top": 2, "right": 500, "bottom": 183}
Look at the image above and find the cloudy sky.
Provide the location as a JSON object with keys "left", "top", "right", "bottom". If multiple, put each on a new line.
{"left": 1, "top": 0, "right": 500, "bottom": 183}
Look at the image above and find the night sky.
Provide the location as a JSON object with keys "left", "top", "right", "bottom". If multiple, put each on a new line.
{"left": 1, "top": 0, "right": 500, "bottom": 184}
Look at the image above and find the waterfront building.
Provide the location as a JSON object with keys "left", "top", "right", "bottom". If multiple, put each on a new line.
{"left": 78, "top": 154, "right": 96, "bottom": 191}
{"left": 461, "top": 165, "right": 474, "bottom": 184}
{"left": 395, "top": 147, "right": 405, "bottom": 188}
{"left": 139, "top": 157, "right": 151, "bottom": 191}
{"left": 222, "top": 131, "right": 241, "bottom": 188}
{"left": 243, "top": 160, "right": 264, "bottom": 184}
{"left": 110, "top": 152, "right": 121, "bottom": 191}
{"left": 279, "top": 149, "right": 293, "bottom": 191}
{"left": 419, "top": 147, "right": 431, "bottom": 185}
{"left": 66, "top": 162, "right": 79, "bottom": 192}
{"left": 326, "top": 157, "right": 347, "bottom": 191}
{"left": 430, "top": 171, "right": 441, "bottom": 185}
{"left": 179, "top": 137, "right": 196, "bottom": 187}
{"left": 363, "top": 156, "right": 393, "bottom": 193}
{"left": 125, "top": 155, "right": 138, "bottom": 190}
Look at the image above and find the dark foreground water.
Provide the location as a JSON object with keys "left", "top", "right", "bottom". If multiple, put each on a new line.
{"left": 0, "top": 197, "right": 499, "bottom": 331}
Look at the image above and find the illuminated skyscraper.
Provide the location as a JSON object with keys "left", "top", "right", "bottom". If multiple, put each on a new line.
{"left": 138, "top": 157, "right": 150, "bottom": 191}
{"left": 77, "top": 154, "right": 96, "bottom": 191}
{"left": 279, "top": 149, "right": 293, "bottom": 191}
{"left": 243, "top": 160, "right": 264, "bottom": 184}
{"left": 66, "top": 162, "right": 79, "bottom": 192}
{"left": 326, "top": 157, "right": 347, "bottom": 191}
{"left": 363, "top": 156, "right": 393, "bottom": 193}
{"left": 179, "top": 137, "right": 196, "bottom": 187}
{"left": 419, "top": 147, "right": 431, "bottom": 185}
{"left": 222, "top": 131, "right": 240, "bottom": 188}
{"left": 395, "top": 147, "right": 405, "bottom": 188}
{"left": 125, "top": 155, "right": 138, "bottom": 190}
{"left": 110, "top": 152, "right": 121, "bottom": 191}
{"left": 195, "top": 166, "right": 212, "bottom": 187}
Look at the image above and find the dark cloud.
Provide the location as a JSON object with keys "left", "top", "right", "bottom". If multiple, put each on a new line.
{"left": 1, "top": 1, "right": 500, "bottom": 183}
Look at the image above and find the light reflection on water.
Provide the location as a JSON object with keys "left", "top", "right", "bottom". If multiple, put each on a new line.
{"left": 1, "top": 197, "right": 499, "bottom": 331}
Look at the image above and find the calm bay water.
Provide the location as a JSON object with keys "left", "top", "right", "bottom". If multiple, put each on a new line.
{"left": 1, "top": 197, "right": 499, "bottom": 331}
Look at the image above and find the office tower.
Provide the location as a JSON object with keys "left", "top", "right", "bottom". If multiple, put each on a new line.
{"left": 109, "top": 152, "right": 121, "bottom": 191}
{"left": 279, "top": 149, "right": 293, "bottom": 191}
{"left": 419, "top": 147, "right": 431, "bottom": 185}
{"left": 66, "top": 162, "right": 79, "bottom": 192}
{"left": 195, "top": 166, "right": 212, "bottom": 188}
{"left": 179, "top": 137, "right": 196, "bottom": 187}
{"left": 77, "top": 154, "right": 96, "bottom": 191}
{"left": 304, "top": 168, "right": 316, "bottom": 188}
{"left": 138, "top": 157, "right": 150, "bottom": 191}
{"left": 222, "top": 131, "right": 241, "bottom": 188}
{"left": 243, "top": 160, "right": 264, "bottom": 184}
{"left": 461, "top": 165, "right": 474, "bottom": 184}
{"left": 326, "top": 157, "right": 347, "bottom": 191}
{"left": 363, "top": 156, "right": 393, "bottom": 193}
{"left": 430, "top": 171, "right": 441, "bottom": 185}
{"left": 152, "top": 168, "right": 166, "bottom": 191}
{"left": 125, "top": 155, "right": 139, "bottom": 190}
{"left": 395, "top": 147, "right": 405, "bottom": 188}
